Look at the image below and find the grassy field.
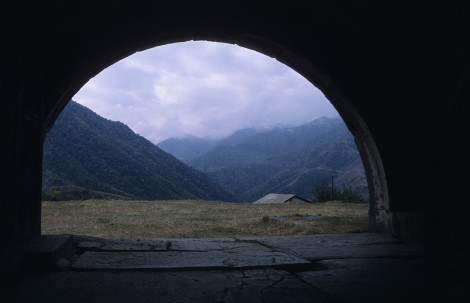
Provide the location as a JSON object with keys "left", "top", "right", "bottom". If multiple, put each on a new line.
{"left": 42, "top": 200, "right": 369, "bottom": 238}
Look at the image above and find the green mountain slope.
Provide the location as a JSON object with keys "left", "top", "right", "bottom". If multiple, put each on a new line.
{"left": 189, "top": 117, "right": 368, "bottom": 202}
{"left": 42, "top": 101, "right": 236, "bottom": 202}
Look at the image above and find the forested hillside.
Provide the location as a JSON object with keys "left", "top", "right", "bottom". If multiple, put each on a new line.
{"left": 42, "top": 101, "right": 236, "bottom": 202}
{"left": 188, "top": 117, "right": 368, "bottom": 202}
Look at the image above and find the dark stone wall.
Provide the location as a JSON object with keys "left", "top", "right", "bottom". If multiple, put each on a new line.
{"left": 1, "top": 1, "right": 468, "bottom": 253}
{"left": 0, "top": 76, "right": 45, "bottom": 247}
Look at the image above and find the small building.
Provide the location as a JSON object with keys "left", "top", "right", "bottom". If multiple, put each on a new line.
{"left": 253, "top": 193, "right": 311, "bottom": 204}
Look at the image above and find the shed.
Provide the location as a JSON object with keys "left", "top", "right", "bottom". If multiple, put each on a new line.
{"left": 253, "top": 193, "right": 311, "bottom": 204}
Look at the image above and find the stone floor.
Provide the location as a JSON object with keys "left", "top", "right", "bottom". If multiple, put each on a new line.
{"left": 0, "top": 233, "right": 428, "bottom": 302}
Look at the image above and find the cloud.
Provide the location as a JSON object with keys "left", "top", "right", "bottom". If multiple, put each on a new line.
{"left": 73, "top": 41, "right": 338, "bottom": 143}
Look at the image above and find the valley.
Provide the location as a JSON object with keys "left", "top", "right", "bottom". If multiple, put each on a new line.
{"left": 43, "top": 101, "right": 368, "bottom": 203}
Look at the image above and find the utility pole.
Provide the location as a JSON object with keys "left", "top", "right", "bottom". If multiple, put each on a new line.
{"left": 331, "top": 175, "right": 334, "bottom": 201}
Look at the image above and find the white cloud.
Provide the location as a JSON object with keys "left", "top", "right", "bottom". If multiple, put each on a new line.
{"left": 73, "top": 41, "right": 338, "bottom": 143}
{"left": 123, "top": 58, "right": 158, "bottom": 74}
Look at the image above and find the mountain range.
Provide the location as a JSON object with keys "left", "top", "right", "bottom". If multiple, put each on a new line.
{"left": 44, "top": 101, "right": 368, "bottom": 203}
{"left": 159, "top": 117, "right": 369, "bottom": 202}
{"left": 158, "top": 128, "right": 264, "bottom": 162}
{"left": 42, "top": 101, "right": 236, "bottom": 202}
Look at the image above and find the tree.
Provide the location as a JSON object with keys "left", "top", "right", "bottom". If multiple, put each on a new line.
{"left": 337, "top": 185, "right": 364, "bottom": 202}
{"left": 311, "top": 181, "right": 364, "bottom": 203}
{"left": 310, "top": 181, "right": 331, "bottom": 203}
{"left": 42, "top": 188, "right": 61, "bottom": 201}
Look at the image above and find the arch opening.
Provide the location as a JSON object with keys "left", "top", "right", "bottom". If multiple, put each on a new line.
{"left": 0, "top": 4, "right": 442, "bottom": 300}
{"left": 42, "top": 39, "right": 386, "bottom": 238}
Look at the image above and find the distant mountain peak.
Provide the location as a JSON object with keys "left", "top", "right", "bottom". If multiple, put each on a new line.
{"left": 309, "top": 115, "right": 339, "bottom": 124}
{"left": 188, "top": 116, "right": 368, "bottom": 202}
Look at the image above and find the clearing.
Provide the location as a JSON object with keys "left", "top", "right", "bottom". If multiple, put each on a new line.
{"left": 42, "top": 200, "right": 369, "bottom": 238}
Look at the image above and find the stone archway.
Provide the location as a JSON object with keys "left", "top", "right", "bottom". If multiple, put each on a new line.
{"left": 2, "top": 2, "right": 439, "bottom": 248}
{"left": 51, "top": 35, "right": 390, "bottom": 233}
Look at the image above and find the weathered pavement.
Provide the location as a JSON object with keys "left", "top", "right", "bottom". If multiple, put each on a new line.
{"left": 1, "top": 233, "right": 425, "bottom": 302}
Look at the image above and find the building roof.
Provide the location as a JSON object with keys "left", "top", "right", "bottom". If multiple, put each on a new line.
{"left": 253, "top": 193, "right": 311, "bottom": 204}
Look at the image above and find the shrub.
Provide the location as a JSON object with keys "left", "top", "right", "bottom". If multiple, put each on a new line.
{"left": 42, "top": 188, "right": 61, "bottom": 201}
{"left": 311, "top": 181, "right": 363, "bottom": 203}
{"left": 310, "top": 181, "right": 331, "bottom": 203}
{"left": 337, "top": 185, "right": 364, "bottom": 203}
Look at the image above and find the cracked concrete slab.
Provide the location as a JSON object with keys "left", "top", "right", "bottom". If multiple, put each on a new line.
{"left": 237, "top": 233, "right": 423, "bottom": 260}
{"left": 19, "top": 235, "right": 73, "bottom": 255}
{"left": 72, "top": 250, "right": 311, "bottom": 270}
{"left": 238, "top": 232, "right": 401, "bottom": 245}
{"left": 2, "top": 234, "right": 427, "bottom": 302}
{"left": 1, "top": 269, "right": 333, "bottom": 303}
{"left": 14, "top": 235, "right": 74, "bottom": 272}
{"left": 297, "top": 258, "right": 425, "bottom": 303}
{"left": 76, "top": 237, "right": 268, "bottom": 252}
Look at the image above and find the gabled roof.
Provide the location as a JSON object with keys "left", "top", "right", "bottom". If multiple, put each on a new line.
{"left": 253, "top": 193, "right": 311, "bottom": 204}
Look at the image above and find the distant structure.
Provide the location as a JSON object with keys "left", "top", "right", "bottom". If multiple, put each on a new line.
{"left": 253, "top": 193, "right": 311, "bottom": 204}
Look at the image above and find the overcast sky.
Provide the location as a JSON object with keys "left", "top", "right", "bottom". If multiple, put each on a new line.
{"left": 73, "top": 41, "right": 339, "bottom": 144}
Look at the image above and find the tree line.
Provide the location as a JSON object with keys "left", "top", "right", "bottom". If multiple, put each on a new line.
{"left": 310, "top": 180, "right": 365, "bottom": 203}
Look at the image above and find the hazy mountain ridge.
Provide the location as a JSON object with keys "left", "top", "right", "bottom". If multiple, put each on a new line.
{"left": 157, "top": 135, "right": 220, "bottom": 162}
{"left": 186, "top": 117, "right": 368, "bottom": 202}
{"left": 158, "top": 128, "right": 264, "bottom": 162}
{"left": 43, "top": 102, "right": 367, "bottom": 203}
{"left": 42, "top": 101, "right": 236, "bottom": 202}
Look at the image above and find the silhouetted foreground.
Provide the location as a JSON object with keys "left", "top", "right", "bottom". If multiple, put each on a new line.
{"left": 1, "top": 233, "right": 424, "bottom": 302}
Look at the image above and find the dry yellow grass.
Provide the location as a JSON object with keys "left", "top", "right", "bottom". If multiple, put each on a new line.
{"left": 41, "top": 200, "right": 369, "bottom": 238}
